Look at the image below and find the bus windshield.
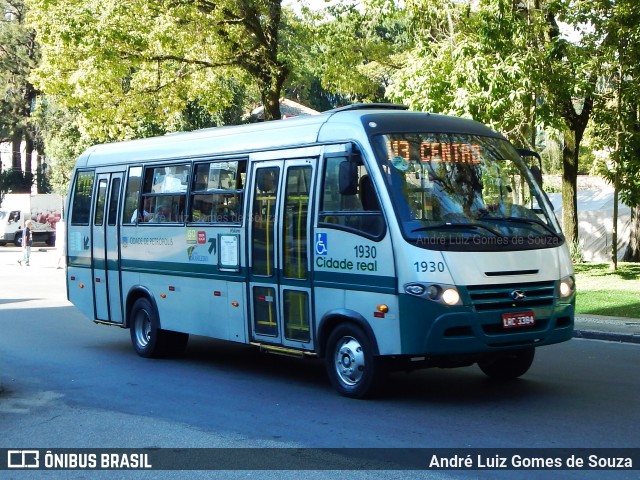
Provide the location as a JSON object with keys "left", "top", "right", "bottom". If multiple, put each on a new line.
{"left": 372, "top": 133, "right": 563, "bottom": 251}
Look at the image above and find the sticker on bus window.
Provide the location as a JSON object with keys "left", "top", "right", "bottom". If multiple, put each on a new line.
{"left": 219, "top": 234, "right": 239, "bottom": 271}
{"left": 315, "top": 233, "right": 328, "bottom": 256}
{"left": 391, "top": 156, "right": 410, "bottom": 171}
{"left": 187, "top": 228, "right": 197, "bottom": 244}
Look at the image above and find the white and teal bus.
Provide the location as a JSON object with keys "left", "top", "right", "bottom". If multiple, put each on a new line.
{"left": 65, "top": 104, "right": 575, "bottom": 398}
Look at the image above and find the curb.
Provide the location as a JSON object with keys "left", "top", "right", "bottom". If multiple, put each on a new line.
{"left": 573, "top": 329, "right": 640, "bottom": 344}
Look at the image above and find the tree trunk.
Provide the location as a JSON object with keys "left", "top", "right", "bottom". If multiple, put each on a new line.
{"left": 611, "top": 60, "right": 625, "bottom": 270}
{"left": 558, "top": 87, "right": 593, "bottom": 253}
{"left": 36, "top": 151, "right": 43, "bottom": 194}
{"left": 261, "top": 80, "right": 283, "bottom": 121}
{"left": 25, "top": 134, "right": 34, "bottom": 178}
{"left": 258, "top": 46, "right": 287, "bottom": 121}
{"left": 612, "top": 186, "right": 619, "bottom": 269}
{"left": 561, "top": 128, "right": 579, "bottom": 246}
{"left": 232, "top": 0, "right": 286, "bottom": 122}
{"left": 11, "top": 132, "right": 23, "bottom": 171}
{"left": 622, "top": 206, "right": 640, "bottom": 262}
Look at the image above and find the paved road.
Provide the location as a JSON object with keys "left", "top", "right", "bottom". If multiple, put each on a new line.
{"left": 1, "top": 247, "right": 639, "bottom": 479}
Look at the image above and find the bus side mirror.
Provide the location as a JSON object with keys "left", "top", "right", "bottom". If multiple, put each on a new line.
{"left": 339, "top": 161, "right": 358, "bottom": 195}
{"left": 516, "top": 148, "right": 543, "bottom": 188}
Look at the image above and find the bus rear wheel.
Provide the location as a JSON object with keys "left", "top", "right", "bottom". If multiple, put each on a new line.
{"left": 478, "top": 347, "right": 535, "bottom": 380}
{"left": 325, "top": 324, "right": 385, "bottom": 399}
{"left": 129, "top": 297, "right": 188, "bottom": 358}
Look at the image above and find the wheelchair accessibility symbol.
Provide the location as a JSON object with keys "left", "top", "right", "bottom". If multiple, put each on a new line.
{"left": 315, "top": 233, "right": 328, "bottom": 255}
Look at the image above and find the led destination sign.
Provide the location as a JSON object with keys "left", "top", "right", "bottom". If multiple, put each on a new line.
{"left": 387, "top": 140, "right": 482, "bottom": 164}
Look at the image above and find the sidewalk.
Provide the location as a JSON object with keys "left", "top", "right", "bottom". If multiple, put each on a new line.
{"left": 1, "top": 246, "right": 639, "bottom": 344}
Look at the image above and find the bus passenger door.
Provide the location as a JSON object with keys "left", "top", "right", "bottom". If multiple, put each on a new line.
{"left": 248, "top": 159, "right": 315, "bottom": 350}
{"left": 91, "top": 172, "right": 124, "bottom": 323}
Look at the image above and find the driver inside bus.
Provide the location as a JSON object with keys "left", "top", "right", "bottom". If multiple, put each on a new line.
{"left": 151, "top": 204, "right": 172, "bottom": 223}
{"left": 131, "top": 197, "right": 152, "bottom": 223}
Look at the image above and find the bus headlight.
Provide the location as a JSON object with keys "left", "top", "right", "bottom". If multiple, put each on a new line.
{"left": 559, "top": 275, "right": 576, "bottom": 298}
{"left": 442, "top": 288, "right": 461, "bottom": 306}
{"left": 404, "top": 283, "right": 462, "bottom": 306}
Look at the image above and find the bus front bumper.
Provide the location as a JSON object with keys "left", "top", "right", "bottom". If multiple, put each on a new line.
{"left": 398, "top": 294, "right": 575, "bottom": 355}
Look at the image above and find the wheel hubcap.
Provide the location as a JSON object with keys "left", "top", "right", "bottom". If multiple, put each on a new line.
{"left": 135, "top": 311, "right": 151, "bottom": 348}
{"left": 334, "top": 336, "right": 365, "bottom": 386}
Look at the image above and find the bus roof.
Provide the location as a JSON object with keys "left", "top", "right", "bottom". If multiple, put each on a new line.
{"left": 75, "top": 104, "right": 505, "bottom": 168}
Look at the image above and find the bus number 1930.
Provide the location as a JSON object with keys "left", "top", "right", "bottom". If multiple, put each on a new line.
{"left": 414, "top": 261, "right": 446, "bottom": 273}
{"left": 354, "top": 245, "right": 377, "bottom": 259}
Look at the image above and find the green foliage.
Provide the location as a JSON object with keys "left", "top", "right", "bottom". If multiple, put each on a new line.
{"left": 31, "top": 99, "right": 91, "bottom": 195}
{"left": 388, "top": 0, "right": 640, "bottom": 248}
{"left": 0, "top": 168, "right": 34, "bottom": 197}
{"left": 569, "top": 239, "right": 585, "bottom": 264}
{"left": 583, "top": 0, "right": 640, "bottom": 209}
{"left": 388, "top": 0, "right": 546, "bottom": 148}
{"left": 0, "top": 0, "right": 42, "bottom": 186}
{"left": 42, "top": 124, "right": 86, "bottom": 196}
{"left": 577, "top": 145, "right": 595, "bottom": 175}
{"left": 540, "top": 131, "right": 564, "bottom": 175}
{"left": 284, "top": 77, "right": 344, "bottom": 112}
{"left": 12, "top": 0, "right": 640, "bottom": 223}
{"left": 0, "top": 0, "right": 39, "bottom": 138}
{"left": 27, "top": 0, "right": 300, "bottom": 141}
{"left": 35, "top": 162, "right": 52, "bottom": 194}
{"left": 303, "top": 1, "right": 413, "bottom": 102}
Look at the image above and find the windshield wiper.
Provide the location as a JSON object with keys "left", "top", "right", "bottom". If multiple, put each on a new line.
{"left": 478, "top": 216, "right": 561, "bottom": 237}
{"left": 411, "top": 223, "right": 503, "bottom": 237}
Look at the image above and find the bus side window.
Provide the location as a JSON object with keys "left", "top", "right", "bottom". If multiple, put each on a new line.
{"left": 123, "top": 166, "right": 143, "bottom": 224}
{"left": 71, "top": 171, "right": 95, "bottom": 225}
{"left": 142, "top": 164, "right": 190, "bottom": 224}
{"left": 189, "top": 160, "right": 246, "bottom": 224}
{"left": 319, "top": 155, "right": 384, "bottom": 237}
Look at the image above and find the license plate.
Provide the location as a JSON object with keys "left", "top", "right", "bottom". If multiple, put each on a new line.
{"left": 502, "top": 311, "right": 535, "bottom": 329}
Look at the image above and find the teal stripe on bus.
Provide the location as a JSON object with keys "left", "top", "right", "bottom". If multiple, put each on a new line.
{"left": 122, "top": 259, "right": 246, "bottom": 280}
{"left": 69, "top": 258, "right": 245, "bottom": 281}
{"left": 313, "top": 271, "right": 396, "bottom": 294}
{"left": 69, "top": 259, "right": 396, "bottom": 293}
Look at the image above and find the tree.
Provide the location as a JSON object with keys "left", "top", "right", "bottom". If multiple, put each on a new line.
{"left": 305, "top": 1, "right": 413, "bottom": 103}
{"left": 27, "top": 0, "right": 304, "bottom": 141}
{"left": 586, "top": 0, "right": 640, "bottom": 263}
{"left": 620, "top": 98, "right": 640, "bottom": 261}
{"left": 280, "top": 5, "right": 352, "bottom": 111}
{"left": 388, "top": 0, "right": 623, "bottom": 250}
{"left": 0, "top": 0, "right": 41, "bottom": 192}
{"left": 388, "top": 0, "right": 547, "bottom": 147}
{"left": 542, "top": 1, "right": 601, "bottom": 249}
{"left": 611, "top": 2, "right": 640, "bottom": 263}
{"left": 30, "top": 99, "right": 91, "bottom": 194}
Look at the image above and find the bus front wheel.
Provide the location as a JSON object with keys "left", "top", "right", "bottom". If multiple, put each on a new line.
{"left": 129, "top": 297, "right": 188, "bottom": 358}
{"left": 478, "top": 347, "right": 535, "bottom": 380}
{"left": 325, "top": 324, "right": 385, "bottom": 399}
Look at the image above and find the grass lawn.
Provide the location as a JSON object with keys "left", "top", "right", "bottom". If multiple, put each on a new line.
{"left": 573, "top": 263, "right": 640, "bottom": 318}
